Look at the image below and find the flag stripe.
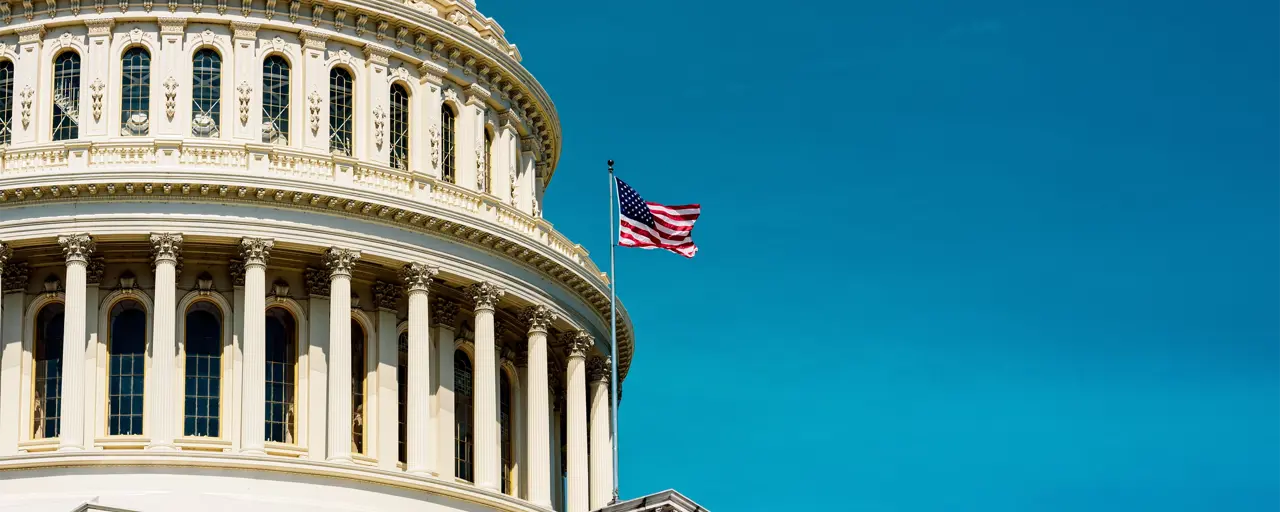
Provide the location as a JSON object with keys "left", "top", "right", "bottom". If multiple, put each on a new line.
{"left": 616, "top": 177, "right": 700, "bottom": 258}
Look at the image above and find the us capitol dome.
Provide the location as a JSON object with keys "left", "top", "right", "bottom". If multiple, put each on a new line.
{"left": 0, "top": 1, "right": 661, "bottom": 511}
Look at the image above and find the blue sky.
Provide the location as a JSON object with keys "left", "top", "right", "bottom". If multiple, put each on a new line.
{"left": 485, "top": 1, "right": 1278, "bottom": 510}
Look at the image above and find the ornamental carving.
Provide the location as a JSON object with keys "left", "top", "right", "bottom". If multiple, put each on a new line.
{"left": 562, "top": 330, "right": 594, "bottom": 357}
{"left": 2, "top": 261, "right": 29, "bottom": 291}
{"left": 399, "top": 262, "right": 438, "bottom": 292}
{"left": 228, "top": 259, "right": 245, "bottom": 286}
{"left": 237, "top": 82, "right": 252, "bottom": 124}
{"left": 432, "top": 298, "right": 458, "bottom": 328}
{"left": 509, "top": 172, "right": 518, "bottom": 207}
{"left": 86, "top": 257, "right": 105, "bottom": 284}
{"left": 428, "top": 123, "right": 440, "bottom": 168}
{"left": 323, "top": 247, "right": 360, "bottom": 278}
{"left": 475, "top": 144, "right": 487, "bottom": 192}
{"left": 90, "top": 79, "right": 104, "bottom": 121}
{"left": 150, "top": 232, "right": 183, "bottom": 264}
{"left": 308, "top": 91, "right": 322, "bottom": 134}
{"left": 409, "top": 0, "right": 437, "bottom": 16}
{"left": 372, "top": 106, "right": 387, "bottom": 149}
{"left": 447, "top": 10, "right": 467, "bottom": 27}
{"left": 163, "top": 76, "right": 178, "bottom": 120}
{"left": 19, "top": 86, "right": 31, "bottom": 128}
{"left": 587, "top": 356, "right": 611, "bottom": 383}
{"left": 57, "top": 233, "right": 95, "bottom": 264}
{"left": 520, "top": 305, "right": 557, "bottom": 333}
{"left": 303, "top": 267, "right": 329, "bottom": 297}
{"left": 466, "top": 282, "right": 504, "bottom": 311}
{"left": 0, "top": 242, "right": 8, "bottom": 270}
{"left": 239, "top": 237, "right": 273, "bottom": 266}
{"left": 372, "top": 280, "right": 401, "bottom": 310}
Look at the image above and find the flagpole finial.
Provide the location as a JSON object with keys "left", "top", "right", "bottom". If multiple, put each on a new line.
{"left": 608, "top": 160, "right": 614, "bottom": 173}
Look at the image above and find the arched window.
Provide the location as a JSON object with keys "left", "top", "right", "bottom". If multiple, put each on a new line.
{"left": 329, "top": 67, "right": 353, "bottom": 155}
{"left": 454, "top": 348, "right": 473, "bottom": 482}
{"left": 52, "top": 51, "right": 81, "bottom": 141}
{"left": 389, "top": 83, "right": 410, "bottom": 170}
{"left": 351, "top": 318, "right": 367, "bottom": 454}
{"left": 500, "top": 370, "right": 514, "bottom": 495}
{"left": 0, "top": 59, "right": 14, "bottom": 145}
{"left": 482, "top": 129, "right": 494, "bottom": 193}
{"left": 397, "top": 331, "right": 408, "bottom": 464}
{"left": 184, "top": 301, "right": 222, "bottom": 437}
{"left": 191, "top": 48, "right": 221, "bottom": 137}
{"left": 265, "top": 307, "right": 297, "bottom": 443}
{"left": 120, "top": 47, "right": 151, "bottom": 136}
{"left": 108, "top": 299, "right": 147, "bottom": 436}
{"left": 441, "top": 104, "right": 456, "bottom": 183}
{"left": 32, "top": 302, "right": 65, "bottom": 439}
{"left": 262, "top": 55, "right": 290, "bottom": 144}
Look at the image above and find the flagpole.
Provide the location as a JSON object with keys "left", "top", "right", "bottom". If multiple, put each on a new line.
{"left": 607, "top": 159, "right": 621, "bottom": 504}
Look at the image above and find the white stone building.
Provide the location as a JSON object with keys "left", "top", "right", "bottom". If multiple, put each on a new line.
{"left": 0, "top": 1, "right": 683, "bottom": 510}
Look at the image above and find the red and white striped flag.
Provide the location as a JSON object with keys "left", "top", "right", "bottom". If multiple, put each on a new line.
{"left": 616, "top": 178, "right": 701, "bottom": 258}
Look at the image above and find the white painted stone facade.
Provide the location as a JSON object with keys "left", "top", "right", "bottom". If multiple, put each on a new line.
{"left": 0, "top": 2, "right": 627, "bottom": 511}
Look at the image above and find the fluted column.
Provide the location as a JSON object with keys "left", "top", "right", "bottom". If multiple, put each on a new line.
{"left": 401, "top": 263, "right": 439, "bottom": 474}
{"left": 588, "top": 357, "right": 614, "bottom": 509}
{"left": 239, "top": 238, "right": 273, "bottom": 454}
{"left": 564, "top": 331, "right": 594, "bottom": 512}
{"left": 148, "top": 233, "right": 183, "bottom": 450}
{"left": 520, "top": 305, "right": 556, "bottom": 507}
{"left": 467, "top": 282, "right": 505, "bottom": 491}
{"left": 57, "top": 234, "right": 94, "bottom": 451}
{"left": 325, "top": 247, "right": 360, "bottom": 463}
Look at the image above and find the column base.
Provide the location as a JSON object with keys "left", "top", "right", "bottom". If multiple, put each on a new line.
{"left": 55, "top": 444, "right": 84, "bottom": 452}
{"left": 326, "top": 455, "right": 354, "bottom": 464}
{"left": 145, "top": 443, "right": 177, "bottom": 451}
{"left": 240, "top": 447, "right": 267, "bottom": 456}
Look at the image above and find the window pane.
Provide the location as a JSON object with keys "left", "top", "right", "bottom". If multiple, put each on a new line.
{"left": 397, "top": 332, "right": 408, "bottom": 464}
{"left": 52, "top": 52, "right": 81, "bottom": 141}
{"left": 390, "top": 84, "right": 409, "bottom": 170}
{"left": 192, "top": 48, "right": 221, "bottom": 137}
{"left": 482, "top": 130, "right": 493, "bottom": 194}
{"left": 351, "top": 319, "right": 366, "bottom": 454}
{"left": 329, "top": 68, "right": 353, "bottom": 155}
{"left": 265, "top": 307, "right": 296, "bottom": 443}
{"left": 262, "top": 56, "right": 290, "bottom": 144}
{"left": 108, "top": 300, "right": 146, "bottom": 436}
{"left": 120, "top": 47, "right": 151, "bottom": 136}
{"left": 184, "top": 303, "right": 222, "bottom": 437}
{"left": 454, "top": 349, "right": 473, "bottom": 482}
{"left": 0, "top": 60, "right": 13, "bottom": 146}
{"left": 33, "top": 303, "right": 65, "bottom": 439}
{"left": 441, "top": 105, "right": 456, "bottom": 183}
{"left": 501, "top": 371, "right": 513, "bottom": 494}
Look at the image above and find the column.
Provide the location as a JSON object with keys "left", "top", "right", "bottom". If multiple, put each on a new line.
{"left": 148, "top": 234, "right": 183, "bottom": 450}
{"left": 325, "top": 248, "right": 360, "bottom": 463}
{"left": 156, "top": 18, "right": 187, "bottom": 137}
{"left": 588, "top": 357, "right": 614, "bottom": 509}
{"left": 304, "top": 267, "right": 331, "bottom": 461}
{"left": 433, "top": 299, "right": 459, "bottom": 479}
{"left": 83, "top": 258, "right": 103, "bottom": 448}
{"left": 13, "top": 26, "right": 44, "bottom": 145}
{"left": 239, "top": 237, "right": 273, "bottom": 454}
{"left": 57, "top": 234, "right": 94, "bottom": 451}
{"left": 83, "top": 20, "right": 112, "bottom": 138}
{"left": 467, "top": 282, "right": 504, "bottom": 491}
{"left": 362, "top": 44, "right": 392, "bottom": 164}
{"left": 300, "top": 32, "right": 329, "bottom": 152}
{"left": 230, "top": 22, "right": 260, "bottom": 142}
{"left": 459, "top": 89, "right": 488, "bottom": 193}
{"left": 418, "top": 61, "right": 446, "bottom": 183}
{"left": 563, "top": 331, "right": 593, "bottom": 512}
{"left": 0, "top": 256, "right": 24, "bottom": 455}
{"left": 401, "top": 263, "right": 438, "bottom": 474}
{"left": 520, "top": 305, "right": 556, "bottom": 507}
{"left": 373, "top": 280, "right": 402, "bottom": 470}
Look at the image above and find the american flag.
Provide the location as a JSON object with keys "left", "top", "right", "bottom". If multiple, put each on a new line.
{"left": 616, "top": 177, "right": 701, "bottom": 258}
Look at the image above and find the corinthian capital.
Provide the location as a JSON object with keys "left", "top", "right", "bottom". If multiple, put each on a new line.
{"left": 432, "top": 298, "right": 458, "bottom": 328}
{"left": 58, "top": 233, "right": 95, "bottom": 264}
{"left": 466, "top": 282, "right": 504, "bottom": 311}
{"left": 323, "top": 247, "right": 361, "bottom": 278}
{"left": 372, "top": 280, "right": 402, "bottom": 311}
{"left": 399, "top": 262, "right": 438, "bottom": 293}
{"left": 562, "top": 330, "right": 594, "bottom": 358}
{"left": 587, "top": 356, "right": 611, "bottom": 383}
{"left": 150, "top": 233, "right": 183, "bottom": 264}
{"left": 519, "top": 305, "right": 557, "bottom": 334}
{"left": 3, "top": 261, "right": 29, "bottom": 291}
{"left": 239, "top": 237, "right": 273, "bottom": 267}
{"left": 0, "top": 242, "right": 9, "bottom": 269}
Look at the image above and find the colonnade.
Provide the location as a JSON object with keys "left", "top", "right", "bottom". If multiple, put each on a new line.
{"left": 0, "top": 236, "right": 616, "bottom": 511}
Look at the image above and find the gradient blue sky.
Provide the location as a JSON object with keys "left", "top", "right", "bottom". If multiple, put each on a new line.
{"left": 484, "top": 1, "right": 1278, "bottom": 510}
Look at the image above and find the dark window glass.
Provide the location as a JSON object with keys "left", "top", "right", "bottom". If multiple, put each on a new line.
{"left": 500, "top": 371, "right": 513, "bottom": 495}
{"left": 0, "top": 60, "right": 13, "bottom": 145}
{"left": 262, "top": 55, "right": 290, "bottom": 144}
{"left": 351, "top": 319, "right": 366, "bottom": 454}
{"left": 454, "top": 349, "right": 473, "bottom": 482}
{"left": 120, "top": 47, "right": 151, "bottom": 136}
{"left": 108, "top": 300, "right": 146, "bottom": 436}
{"left": 191, "top": 48, "right": 221, "bottom": 137}
{"left": 265, "top": 307, "right": 296, "bottom": 443}
{"left": 397, "top": 331, "right": 408, "bottom": 464}
{"left": 441, "top": 105, "right": 456, "bottom": 183}
{"left": 329, "top": 67, "right": 353, "bottom": 155}
{"left": 482, "top": 130, "right": 493, "bottom": 193}
{"left": 184, "top": 302, "right": 222, "bottom": 437}
{"left": 390, "top": 83, "right": 410, "bottom": 170}
{"left": 52, "top": 52, "right": 81, "bottom": 141}
{"left": 33, "top": 303, "right": 65, "bottom": 439}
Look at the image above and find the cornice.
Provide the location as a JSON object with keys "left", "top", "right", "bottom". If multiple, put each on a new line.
{"left": 0, "top": 177, "right": 635, "bottom": 380}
